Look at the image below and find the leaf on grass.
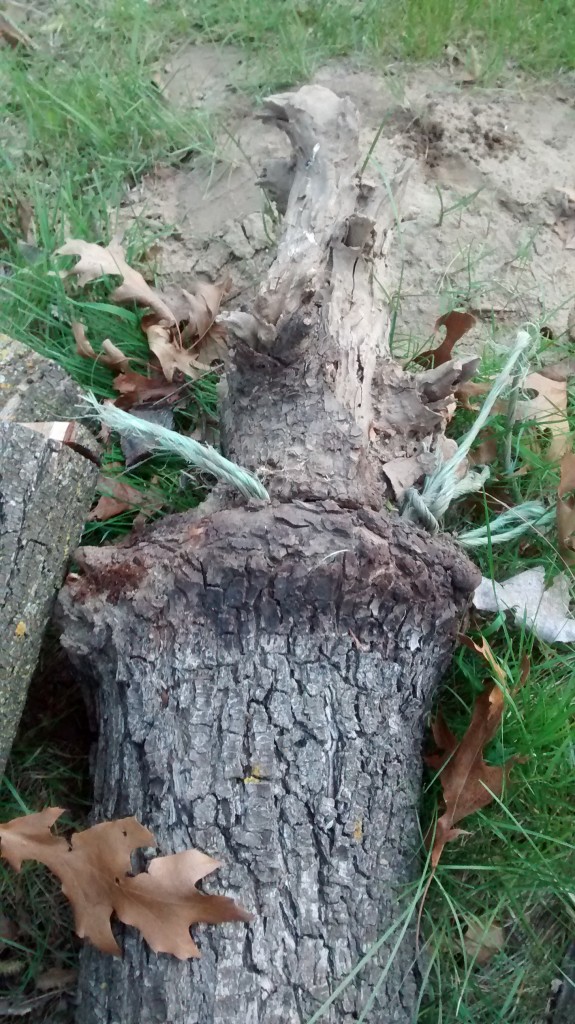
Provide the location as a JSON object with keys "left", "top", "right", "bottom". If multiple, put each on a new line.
{"left": 0, "top": 810, "right": 251, "bottom": 959}
{"left": 88, "top": 476, "right": 164, "bottom": 522}
{"left": 515, "top": 372, "right": 570, "bottom": 462}
{"left": 426, "top": 681, "right": 515, "bottom": 867}
{"left": 142, "top": 279, "right": 230, "bottom": 383}
{"left": 557, "top": 452, "right": 575, "bottom": 565}
{"left": 464, "top": 920, "right": 505, "bottom": 965}
{"left": 58, "top": 239, "right": 231, "bottom": 388}
{"left": 468, "top": 429, "right": 498, "bottom": 467}
{"left": 144, "top": 320, "right": 226, "bottom": 384}
{"left": 72, "top": 322, "right": 130, "bottom": 374}
{"left": 56, "top": 240, "right": 174, "bottom": 322}
{"left": 455, "top": 378, "right": 492, "bottom": 411}
{"left": 120, "top": 406, "right": 175, "bottom": 466}
{"left": 113, "top": 370, "right": 181, "bottom": 408}
{"left": 414, "top": 311, "right": 476, "bottom": 368}
{"left": 35, "top": 968, "right": 77, "bottom": 993}
{"left": 458, "top": 634, "right": 507, "bottom": 683}
{"left": 473, "top": 566, "right": 575, "bottom": 643}
{"left": 144, "top": 322, "right": 208, "bottom": 383}
{"left": 0, "top": 15, "right": 35, "bottom": 50}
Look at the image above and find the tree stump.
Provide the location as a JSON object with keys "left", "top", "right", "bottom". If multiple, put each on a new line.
{"left": 0, "top": 421, "right": 98, "bottom": 774}
{"left": 58, "top": 87, "right": 480, "bottom": 1024}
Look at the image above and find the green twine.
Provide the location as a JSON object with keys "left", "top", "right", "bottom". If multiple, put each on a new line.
{"left": 401, "top": 328, "right": 534, "bottom": 535}
{"left": 82, "top": 393, "right": 269, "bottom": 502}
{"left": 457, "top": 502, "right": 555, "bottom": 548}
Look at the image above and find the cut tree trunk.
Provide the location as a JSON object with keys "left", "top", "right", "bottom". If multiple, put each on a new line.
{"left": 57, "top": 87, "right": 480, "bottom": 1024}
{"left": 0, "top": 421, "right": 98, "bottom": 774}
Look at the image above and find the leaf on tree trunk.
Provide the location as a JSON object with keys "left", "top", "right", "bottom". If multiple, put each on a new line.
{"left": 56, "top": 239, "right": 175, "bottom": 322}
{"left": 426, "top": 679, "right": 516, "bottom": 867}
{"left": 414, "top": 311, "right": 476, "bottom": 368}
{"left": 0, "top": 810, "right": 251, "bottom": 959}
{"left": 72, "top": 322, "right": 130, "bottom": 374}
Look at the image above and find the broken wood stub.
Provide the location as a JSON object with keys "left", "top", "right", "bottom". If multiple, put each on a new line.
{"left": 0, "top": 422, "right": 98, "bottom": 774}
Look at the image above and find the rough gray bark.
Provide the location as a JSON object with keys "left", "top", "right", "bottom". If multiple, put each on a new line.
{"left": 0, "top": 421, "right": 98, "bottom": 774}
{"left": 56, "top": 86, "right": 480, "bottom": 1024}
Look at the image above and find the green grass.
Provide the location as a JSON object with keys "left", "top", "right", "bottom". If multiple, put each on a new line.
{"left": 0, "top": 748, "right": 87, "bottom": 999}
{"left": 2, "top": 1, "right": 575, "bottom": 1021}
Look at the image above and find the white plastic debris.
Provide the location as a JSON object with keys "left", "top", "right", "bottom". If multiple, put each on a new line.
{"left": 473, "top": 566, "right": 575, "bottom": 643}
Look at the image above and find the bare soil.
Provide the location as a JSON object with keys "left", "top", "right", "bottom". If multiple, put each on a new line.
{"left": 124, "top": 50, "right": 575, "bottom": 360}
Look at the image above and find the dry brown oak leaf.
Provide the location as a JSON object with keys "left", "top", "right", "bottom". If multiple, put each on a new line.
{"left": 0, "top": 809, "right": 251, "bottom": 959}
{"left": 425, "top": 682, "right": 517, "bottom": 868}
{"left": 414, "top": 310, "right": 476, "bottom": 368}
{"left": 56, "top": 239, "right": 175, "bottom": 322}
{"left": 557, "top": 451, "right": 575, "bottom": 565}
{"left": 88, "top": 476, "right": 165, "bottom": 522}
{"left": 72, "top": 321, "right": 130, "bottom": 374}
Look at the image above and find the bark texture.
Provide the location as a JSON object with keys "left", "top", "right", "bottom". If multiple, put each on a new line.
{"left": 0, "top": 421, "right": 97, "bottom": 773}
{"left": 56, "top": 86, "right": 480, "bottom": 1024}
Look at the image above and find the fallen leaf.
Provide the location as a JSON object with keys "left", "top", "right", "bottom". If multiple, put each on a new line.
{"left": 414, "top": 311, "right": 476, "bottom": 368}
{"left": 458, "top": 635, "right": 507, "bottom": 683}
{"left": 35, "top": 968, "right": 77, "bottom": 993}
{"left": 180, "top": 278, "right": 232, "bottom": 347}
{"left": 464, "top": 919, "right": 505, "bottom": 965}
{"left": 473, "top": 566, "right": 575, "bottom": 643}
{"left": 426, "top": 682, "right": 515, "bottom": 867}
{"left": 468, "top": 429, "right": 498, "bottom": 467}
{"left": 17, "top": 200, "right": 34, "bottom": 245}
{"left": 455, "top": 378, "right": 492, "bottom": 411}
{"left": 382, "top": 438, "right": 461, "bottom": 501}
{"left": 0, "top": 810, "right": 251, "bottom": 959}
{"left": 115, "top": 848, "right": 250, "bottom": 958}
{"left": 557, "top": 452, "right": 575, "bottom": 564}
{"left": 72, "top": 322, "right": 130, "bottom": 374}
{"left": 144, "top": 321, "right": 221, "bottom": 383}
{"left": 515, "top": 372, "right": 570, "bottom": 462}
{"left": 56, "top": 240, "right": 174, "bottom": 322}
{"left": 113, "top": 369, "right": 181, "bottom": 408}
{"left": 88, "top": 476, "right": 164, "bottom": 522}
{"left": 119, "top": 405, "right": 175, "bottom": 466}
{"left": 0, "top": 15, "right": 35, "bottom": 50}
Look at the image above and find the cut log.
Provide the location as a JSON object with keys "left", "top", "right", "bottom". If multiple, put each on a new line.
{"left": 0, "top": 421, "right": 98, "bottom": 775}
{"left": 57, "top": 87, "right": 480, "bottom": 1024}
